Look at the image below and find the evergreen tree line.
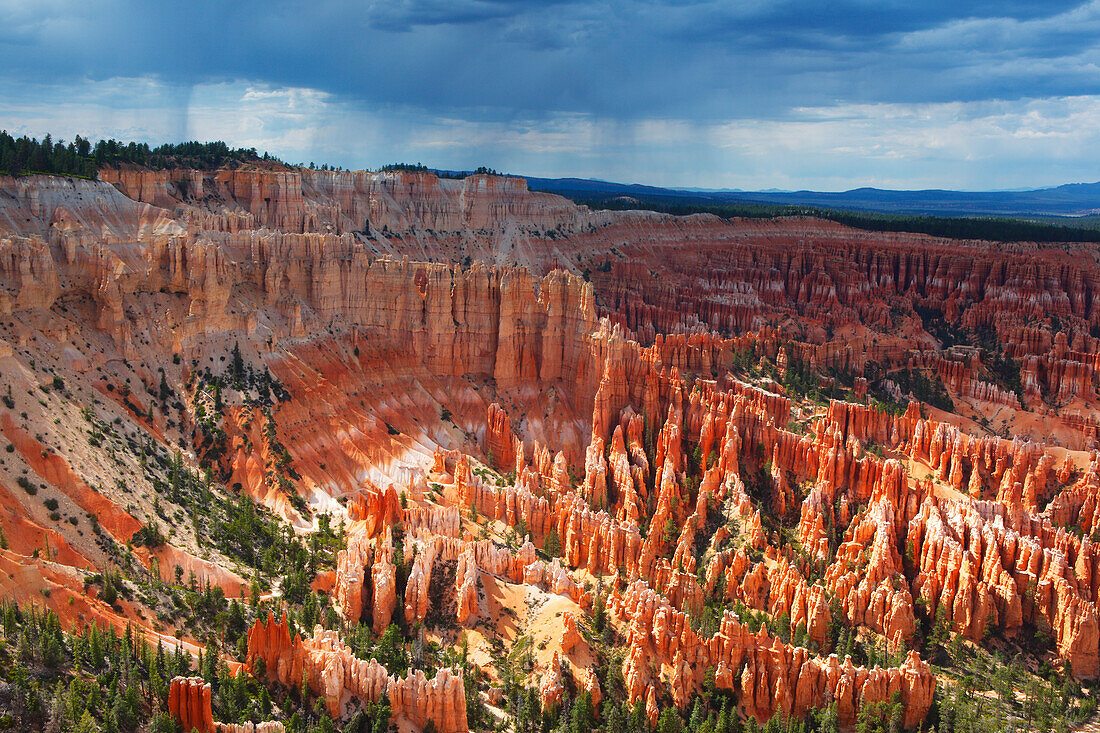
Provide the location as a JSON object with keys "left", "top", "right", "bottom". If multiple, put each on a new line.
{"left": 0, "top": 131, "right": 279, "bottom": 178}
{"left": 379, "top": 163, "right": 502, "bottom": 179}
{"left": 0, "top": 596, "right": 379, "bottom": 733}
{"left": 509, "top": 688, "right": 852, "bottom": 733}
{"left": 0, "top": 600, "right": 186, "bottom": 732}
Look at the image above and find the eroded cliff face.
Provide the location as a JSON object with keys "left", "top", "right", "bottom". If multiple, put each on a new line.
{"left": 3, "top": 167, "right": 1100, "bottom": 731}
{"left": 98, "top": 167, "right": 585, "bottom": 236}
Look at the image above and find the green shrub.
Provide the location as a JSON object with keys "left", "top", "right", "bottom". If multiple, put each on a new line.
{"left": 16, "top": 476, "right": 36, "bottom": 495}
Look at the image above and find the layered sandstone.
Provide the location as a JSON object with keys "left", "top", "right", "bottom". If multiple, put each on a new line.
{"left": 246, "top": 614, "right": 468, "bottom": 732}
{"left": 169, "top": 677, "right": 285, "bottom": 733}
{"left": 607, "top": 581, "right": 935, "bottom": 726}
{"left": 9, "top": 167, "right": 1100, "bottom": 733}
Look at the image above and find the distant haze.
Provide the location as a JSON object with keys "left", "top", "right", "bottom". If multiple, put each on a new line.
{"left": 524, "top": 177, "right": 1100, "bottom": 218}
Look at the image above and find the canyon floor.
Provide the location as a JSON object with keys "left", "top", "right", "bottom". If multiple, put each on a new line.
{"left": 0, "top": 165, "right": 1099, "bottom": 732}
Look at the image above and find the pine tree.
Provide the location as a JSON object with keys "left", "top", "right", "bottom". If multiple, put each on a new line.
{"left": 202, "top": 639, "right": 217, "bottom": 681}
{"left": 231, "top": 342, "right": 245, "bottom": 385}
{"left": 571, "top": 692, "right": 594, "bottom": 733}
{"left": 888, "top": 694, "right": 904, "bottom": 733}
{"left": 817, "top": 703, "right": 839, "bottom": 733}
{"left": 371, "top": 698, "right": 391, "bottom": 733}
{"left": 0, "top": 603, "right": 13, "bottom": 637}
{"left": 688, "top": 699, "right": 706, "bottom": 732}
{"left": 88, "top": 623, "right": 104, "bottom": 669}
{"left": 521, "top": 687, "right": 542, "bottom": 733}
{"left": 544, "top": 528, "right": 561, "bottom": 558}
{"left": 158, "top": 370, "right": 171, "bottom": 403}
{"left": 604, "top": 702, "right": 627, "bottom": 733}
{"left": 73, "top": 710, "right": 99, "bottom": 733}
{"left": 662, "top": 514, "right": 678, "bottom": 545}
{"left": 103, "top": 708, "right": 119, "bottom": 733}
{"left": 557, "top": 694, "right": 572, "bottom": 731}
{"left": 149, "top": 710, "right": 177, "bottom": 733}
{"left": 630, "top": 699, "right": 647, "bottom": 733}
{"left": 658, "top": 707, "right": 684, "bottom": 733}
{"left": 259, "top": 685, "right": 272, "bottom": 717}
{"left": 45, "top": 681, "right": 65, "bottom": 733}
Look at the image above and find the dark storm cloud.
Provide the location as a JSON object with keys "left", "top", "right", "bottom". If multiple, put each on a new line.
{"left": 5, "top": 0, "right": 1100, "bottom": 191}
{"left": 1, "top": 0, "right": 1097, "bottom": 121}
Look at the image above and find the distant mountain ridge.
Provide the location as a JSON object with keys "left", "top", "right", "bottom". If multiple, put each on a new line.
{"left": 523, "top": 176, "right": 1100, "bottom": 218}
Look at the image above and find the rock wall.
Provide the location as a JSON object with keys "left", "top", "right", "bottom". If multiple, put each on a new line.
{"left": 100, "top": 167, "right": 585, "bottom": 236}
{"left": 607, "top": 581, "right": 935, "bottom": 727}
{"left": 169, "top": 677, "right": 285, "bottom": 733}
{"left": 245, "top": 614, "right": 468, "bottom": 732}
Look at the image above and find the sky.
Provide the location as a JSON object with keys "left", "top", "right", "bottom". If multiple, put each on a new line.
{"left": 2, "top": 0, "right": 1100, "bottom": 190}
